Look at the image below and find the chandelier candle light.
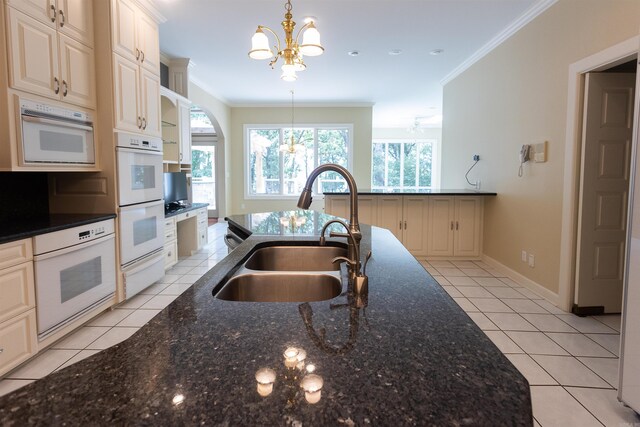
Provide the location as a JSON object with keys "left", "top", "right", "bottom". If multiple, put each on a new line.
{"left": 248, "top": 0, "right": 324, "bottom": 81}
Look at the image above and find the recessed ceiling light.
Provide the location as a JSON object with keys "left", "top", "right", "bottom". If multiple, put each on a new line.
{"left": 348, "top": 51, "right": 360, "bottom": 57}
{"left": 429, "top": 49, "right": 444, "bottom": 56}
{"left": 388, "top": 49, "right": 402, "bottom": 56}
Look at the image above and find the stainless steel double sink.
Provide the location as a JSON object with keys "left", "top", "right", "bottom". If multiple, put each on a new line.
{"left": 215, "top": 244, "right": 347, "bottom": 303}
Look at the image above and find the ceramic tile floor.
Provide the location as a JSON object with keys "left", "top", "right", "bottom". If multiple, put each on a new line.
{"left": 1, "top": 224, "right": 639, "bottom": 426}
{"left": 421, "top": 259, "right": 640, "bottom": 427}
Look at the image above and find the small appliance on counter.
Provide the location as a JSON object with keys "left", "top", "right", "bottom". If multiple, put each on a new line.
{"left": 115, "top": 132, "right": 165, "bottom": 299}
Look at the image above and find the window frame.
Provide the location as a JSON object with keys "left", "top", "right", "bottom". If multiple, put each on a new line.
{"left": 244, "top": 123, "right": 354, "bottom": 200}
{"left": 371, "top": 138, "right": 441, "bottom": 190}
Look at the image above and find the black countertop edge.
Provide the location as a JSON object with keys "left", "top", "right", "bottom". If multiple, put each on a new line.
{"left": 323, "top": 189, "right": 497, "bottom": 196}
{"left": 164, "top": 202, "right": 209, "bottom": 218}
{"left": 0, "top": 213, "right": 117, "bottom": 245}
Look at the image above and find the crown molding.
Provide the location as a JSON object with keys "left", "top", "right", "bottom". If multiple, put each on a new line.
{"left": 440, "top": 0, "right": 558, "bottom": 86}
{"left": 134, "top": 0, "right": 166, "bottom": 24}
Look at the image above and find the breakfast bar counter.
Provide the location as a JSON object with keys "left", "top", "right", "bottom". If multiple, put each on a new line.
{"left": 0, "top": 210, "right": 531, "bottom": 425}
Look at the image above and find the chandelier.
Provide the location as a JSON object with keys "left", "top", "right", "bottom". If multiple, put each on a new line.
{"left": 280, "top": 90, "right": 305, "bottom": 153}
{"left": 248, "top": 0, "right": 324, "bottom": 81}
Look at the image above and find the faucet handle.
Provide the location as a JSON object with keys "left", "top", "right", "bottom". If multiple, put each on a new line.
{"left": 329, "top": 231, "right": 349, "bottom": 239}
{"left": 362, "top": 250, "right": 372, "bottom": 275}
{"left": 332, "top": 256, "right": 356, "bottom": 268}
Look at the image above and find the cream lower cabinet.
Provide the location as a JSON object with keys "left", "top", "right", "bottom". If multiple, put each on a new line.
{"left": 0, "top": 239, "right": 37, "bottom": 377}
{"left": 163, "top": 217, "right": 177, "bottom": 270}
{"left": 197, "top": 208, "right": 208, "bottom": 248}
{"left": 325, "top": 194, "right": 483, "bottom": 258}
{"left": 325, "top": 195, "right": 430, "bottom": 257}
{"left": 427, "top": 196, "right": 483, "bottom": 258}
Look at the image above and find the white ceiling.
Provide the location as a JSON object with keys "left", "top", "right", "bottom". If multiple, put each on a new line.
{"left": 152, "top": 0, "right": 540, "bottom": 128}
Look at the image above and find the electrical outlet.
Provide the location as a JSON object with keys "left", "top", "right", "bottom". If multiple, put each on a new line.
{"left": 528, "top": 254, "right": 535, "bottom": 268}
{"left": 521, "top": 250, "right": 527, "bottom": 262}
{"left": 473, "top": 154, "right": 480, "bottom": 161}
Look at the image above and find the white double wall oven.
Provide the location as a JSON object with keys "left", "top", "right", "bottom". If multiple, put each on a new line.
{"left": 116, "top": 132, "right": 165, "bottom": 299}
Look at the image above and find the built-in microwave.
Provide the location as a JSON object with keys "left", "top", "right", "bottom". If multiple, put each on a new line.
{"left": 20, "top": 98, "right": 95, "bottom": 165}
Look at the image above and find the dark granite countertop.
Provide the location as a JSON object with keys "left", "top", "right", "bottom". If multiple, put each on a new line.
{"left": 0, "top": 213, "right": 117, "bottom": 245}
{"left": 164, "top": 202, "right": 209, "bottom": 218}
{"left": 0, "top": 212, "right": 531, "bottom": 425}
{"left": 324, "top": 189, "right": 497, "bottom": 196}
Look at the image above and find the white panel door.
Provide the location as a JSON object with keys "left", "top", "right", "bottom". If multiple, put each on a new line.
{"left": 113, "top": 54, "right": 140, "bottom": 133}
{"left": 576, "top": 73, "right": 636, "bottom": 313}
{"left": 376, "top": 196, "right": 403, "bottom": 240}
{"left": 7, "top": 8, "right": 59, "bottom": 99}
{"left": 402, "top": 196, "right": 429, "bottom": 256}
{"left": 110, "top": 0, "right": 137, "bottom": 63}
{"left": 454, "top": 197, "right": 482, "bottom": 257}
{"left": 58, "top": 34, "right": 95, "bottom": 108}
{"left": 427, "top": 197, "right": 455, "bottom": 257}
{"left": 140, "top": 69, "right": 161, "bottom": 137}
{"left": 57, "top": 0, "right": 94, "bottom": 46}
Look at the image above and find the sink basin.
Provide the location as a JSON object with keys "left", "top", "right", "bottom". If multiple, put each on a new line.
{"left": 244, "top": 245, "right": 347, "bottom": 271}
{"left": 215, "top": 273, "right": 342, "bottom": 302}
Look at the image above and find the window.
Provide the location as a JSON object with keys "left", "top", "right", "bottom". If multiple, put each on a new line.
{"left": 371, "top": 140, "right": 439, "bottom": 190}
{"left": 246, "top": 125, "right": 352, "bottom": 197}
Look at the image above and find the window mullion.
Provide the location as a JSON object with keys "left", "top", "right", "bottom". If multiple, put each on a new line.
{"left": 384, "top": 142, "right": 388, "bottom": 188}
{"left": 314, "top": 128, "right": 319, "bottom": 194}
{"left": 416, "top": 143, "right": 420, "bottom": 189}
{"left": 279, "top": 128, "right": 285, "bottom": 196}
{"left": 399, "top": 142, "right": 405, "bottom": 189}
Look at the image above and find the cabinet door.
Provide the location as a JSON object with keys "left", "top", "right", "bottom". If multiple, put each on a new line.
{"left": 140, "top": 69, "right": 161, "bottom": 137}
{"left": 376, "top": 196, "right": 403, "bottom": 240}
{"left": 427, "top": 197, "right": 455, "bottom": 256}
{"left": 7, "top": 8, "right": 59, "bottom": 100}
{"left": 357, "top": 196, "right": 377, "bottom": 226}
{"left": 136, "top": 11, "right": 160, "bottom": 74}
{"left": 454, "top": 197, "right": 482, "bottom": 257}
{"left": 59, "top": 34, "right": 95, "bottom": 108}
{"left": 402, "top": 196, "right": 429, "bottom": 256}
{"left": 324, "top": 195, "right": 349, "bottom": 219}
{"left": 111, "top": 0, "right": 138, "bottom": 63}
{"left": 113, "top": 54, "right": 140, "bottom": 132}
{"left": 178, "top": 99, "right": 192, "bottom": 163}
{"left": 57, "top": 0, "right": 94, "bottom": 46}
{"left": 6, "top": 0, "right": 55, "bottom": 28}
{"left": 0, "top": 310, "right": 38, "bottom": 377}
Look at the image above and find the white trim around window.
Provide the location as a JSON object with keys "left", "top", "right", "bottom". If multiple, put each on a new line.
{"left": 244, "top": 124, "right": 354, "bottom": 200}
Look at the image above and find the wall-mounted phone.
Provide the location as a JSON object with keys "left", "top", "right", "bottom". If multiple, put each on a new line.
{"left": 518, "top": 144, "right": 530, "bottom": 177}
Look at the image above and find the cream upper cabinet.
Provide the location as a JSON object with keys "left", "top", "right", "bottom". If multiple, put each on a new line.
{"left": 427, "top": 196, "right": 482, "bottom": 258}
{"left": 6, "top": 6, "right": 96, "bottom": 108}
{"left": 7, "top": 0, "right": 93, "bottom": 46}
{"left": 136, "top": 11, "right": 160, "bottom": 74}
{"left": 111, "top": 0, "right": 160, "bottom": 76}
{"left": 178, "top": 98, "right": 191, "bottom": 163}
{"left": 58, "top": 33, "right": 95, "bottom": 108}
{"left": 140, "top": 68, "right": 161, "bottom": 137}
{"left": 7, "top": 8, "right": 59, "bottom": 99}
{"left": 56, "top": 0, "right": 94, "bottom": 46}
{"left": 113, "top": 53, "right": 140, "bottom": 133}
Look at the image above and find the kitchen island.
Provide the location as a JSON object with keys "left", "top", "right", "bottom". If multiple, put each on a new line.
{"left": 0, "top": 210, "right": 531, "bottom": 425}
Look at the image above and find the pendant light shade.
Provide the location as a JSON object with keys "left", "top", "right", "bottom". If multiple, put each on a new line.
{"left": 249, "top": 29, "right": 273, "bottom": 60}
{"left": 299, "top": 23, "right": 324, "bottom": 57}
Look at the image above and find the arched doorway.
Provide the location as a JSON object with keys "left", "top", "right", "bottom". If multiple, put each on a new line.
{"left": 190, "top": 106, "right": 223, "bottom": 218}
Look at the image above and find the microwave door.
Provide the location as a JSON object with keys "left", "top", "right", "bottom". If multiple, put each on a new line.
{"left": 22, "top": 115, "right": 95, "bottom": 164}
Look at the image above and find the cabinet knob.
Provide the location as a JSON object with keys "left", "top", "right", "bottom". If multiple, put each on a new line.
{"left": 399, "top": 220, "right": 402, "bottom": 229}
{"left": 456, "top": 221, "right": 459, "bottom": 231}
{"left": 62, "top": 80, "right": 68, "bottom": 97}
{"left": 137, "top": 116, "right": 142, "bottom": 129}
{"left": 54, "top": 77, "right": 60, "bottom": 94}
{"left": 142, "top": 117, "right": 147, "bottom": 130}
{"left": 59, "top": 9, "right": 65, "bottom": 27}
{"left": 136, "top": 48, "right": 140, "bottom": 60}
{"left": 141, "top": 51, "right": 145, "bottom": 63}
{"left": 404, "top": 221, "right": 407, "bottom": 230}
{"left": 450, "top": 221, "right": 454, "bottom": 230}
{"left": 0, "top": 348, "right": 3, "bottom": 354}
{"left": 49, "top": 4, "right": 56, "bottom": 22}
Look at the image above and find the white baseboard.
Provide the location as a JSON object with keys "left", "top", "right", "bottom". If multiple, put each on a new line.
{"left": 482, "top": 254, "right": 560, "bottom": 307}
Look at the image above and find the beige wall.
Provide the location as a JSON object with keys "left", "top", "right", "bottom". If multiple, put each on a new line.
{"left": 228, "top": 106, "right": 372, "bottom": 215}
{"left": 442, "top": 0, "right": 640, "bottom": 294}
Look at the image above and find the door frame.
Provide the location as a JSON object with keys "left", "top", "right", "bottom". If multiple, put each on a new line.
{"left": 558, "top": 35, "right": 640, "bottom": 312}
{"left": 192, "top": 134, "right": 221, "bottom": 218}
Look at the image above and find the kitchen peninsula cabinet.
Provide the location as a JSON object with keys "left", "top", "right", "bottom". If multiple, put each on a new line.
{"left": 325, "top": 190, "right": 494, "bottom": 259}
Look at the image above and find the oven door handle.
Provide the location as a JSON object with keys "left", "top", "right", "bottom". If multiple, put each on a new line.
{"left": 122, "top": 249, "right": 164, "bottom": 274}
{"left": 34, "top": 233, "right": 114, "bottom": 261}
{"left": 22, "top": 114, "right": 93, "bottom": 132}
{"left": 116, "top": 147, "right": 163, "bottom": 156}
